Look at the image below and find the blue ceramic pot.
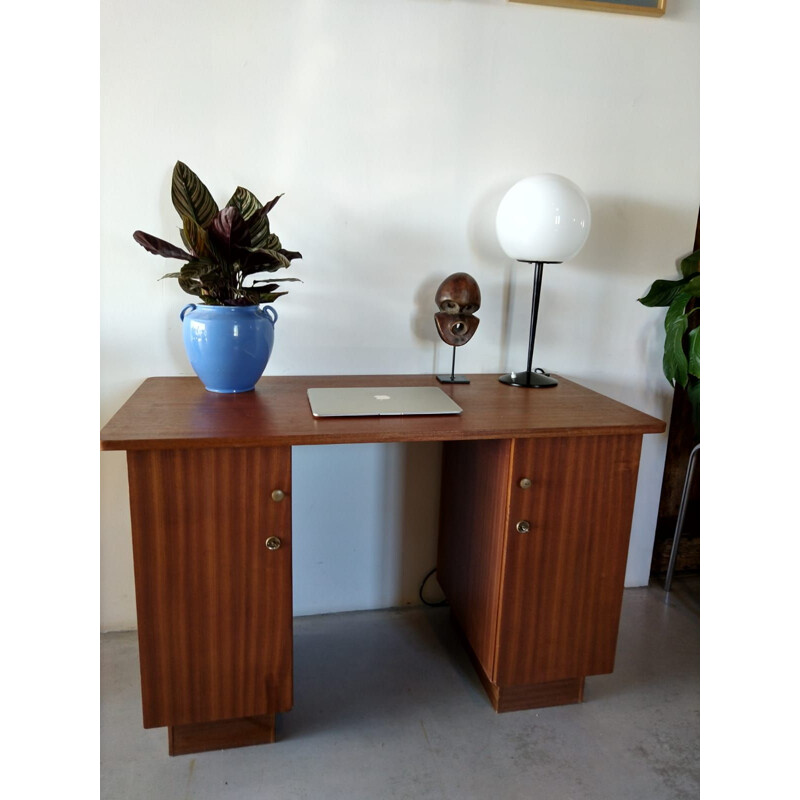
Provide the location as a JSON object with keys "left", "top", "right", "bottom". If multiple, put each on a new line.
{"left": 180, "top": 304, "right": 278, "bottom": 393}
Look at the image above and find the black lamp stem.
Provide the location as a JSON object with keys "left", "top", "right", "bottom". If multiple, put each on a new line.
{"left": 524, "top": 261, "right": 545, "bottom": 386}
{"left": 499, "top": 259, "right": 557, "bottom": 387}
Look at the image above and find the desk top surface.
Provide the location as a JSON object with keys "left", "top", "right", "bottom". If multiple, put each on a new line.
{"left": 101, "top": 374, "right": 665, "bottom": 451}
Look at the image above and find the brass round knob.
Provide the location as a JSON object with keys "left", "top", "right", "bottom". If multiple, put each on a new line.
{"left": 519, "top": 478, "right": 532, "bottom": 489}
{"left": 265, "top": 536, "right": 282, "bottom": 551}
{"left": 271, "top": 489, "right": 286, "bottom": 502}
{"left": 516, "top": 520, "right": 531, "bottom": 534}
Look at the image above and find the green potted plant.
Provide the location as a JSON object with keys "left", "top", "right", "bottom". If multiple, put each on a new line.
{"left": 133, "top": 161, "right": 302, "bottom": 393}
{"left": 638, "top": 249, "right": 699, "bottom": 427}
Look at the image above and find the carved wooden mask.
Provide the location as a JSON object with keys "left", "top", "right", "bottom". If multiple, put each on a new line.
{"left": 434, "top": 272, "right": 481, "bottom": 347}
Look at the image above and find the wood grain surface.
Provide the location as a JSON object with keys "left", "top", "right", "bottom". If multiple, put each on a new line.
{"left": 101, "top": 374, "right": 665, "bottom": 451}
{"left": 106, "top": 373, "right": 665, "bottom": 747}
{"left": 439, "top": 433, "right": 643, "bottom": 711}
{"left": 437, "top": 439, "right": 513, "bottom": 680}
{"left": 127, "top": 446, "right": 293, "bottom": 728}
{"left": 168, "top": 714, "right": 276, "bottom": 756}
{"left": 494, "top": 435, "right": 642, "bottom": 686}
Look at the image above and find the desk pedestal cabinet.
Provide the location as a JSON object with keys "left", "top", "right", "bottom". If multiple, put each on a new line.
{"left": 127, "top": 446, "right": 293, "bottom": 755}
{"left": 101, "top": 374, "right": 664, "bottom": 755}
{"left": 438, "top": 435, "right": 640, "bottom": 711}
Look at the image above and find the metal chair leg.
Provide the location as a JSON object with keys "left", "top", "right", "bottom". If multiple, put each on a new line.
{"left": 664, "top": 442, "right": 700, "bottom": 593}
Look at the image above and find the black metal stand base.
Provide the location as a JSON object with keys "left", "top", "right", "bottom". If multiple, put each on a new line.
{"left": 437, "top": 345, "right": 470, "bottom": 384}
{"left": 499, "top": 371, "right": 558, "bottom": 388}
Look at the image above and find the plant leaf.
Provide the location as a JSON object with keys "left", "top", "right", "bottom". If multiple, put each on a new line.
{"left": 248, "top": 277, "right": 301, "bottom": 286}
{"left": 638, "top": 275, "right": 691, "bottom": 307}
{"left": 226, "top": 186, "right": 262, "bottom": 220}
{"left": 663, "top": 318, "right": 688, "bottom": 387}
{"left": 239, "top": 288, "right": 288, "bottom": 304}
{"left": 683, "top": 274, "right": 700, "bottom": 299}
{"left": 171, "top": 161, "right": 219, "bottom": 228}
{"left": 244, "top": 194, "right": 284, "bottom": 249}
{"left": 238, "top": 246, "right": 292, "bottom": 276}
{"left": 208, "top": 206, "right": 251, "bottom": 254}
{"left": 245, "top": 208, "right": 272, "bottom": 249}
{"left": 263, "top": 193, "right": 283, "bottom": 214}
{"left": 278, "top": 248, "right": 302, "bottom": 261}
{"left": 260, "top": 233, "right": 281, "bottom": 251}
{"left": 663, "top": 289, "right": 692, "bottom": 386}
{"left": 176, "top": 267, "right": 205, "bottom": 297}
{"left": 176, "top": 259, "right": 228, "bottom": 300}
{"left": 133, "top": 230, "right": 192, "bottom": 260}
{"left": 680, "top": 249, "right": 700, "bottom": 278}
{"left": 178, "top": 259, "right": 219, "bottom": 280}
{"left": 181, "top": 216, "right": 214, "bottom": 258}
{"left": 688, "top": 326, "right": 699, "bottom": 378}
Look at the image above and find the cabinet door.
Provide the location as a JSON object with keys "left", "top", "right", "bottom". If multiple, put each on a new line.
{"left": 494, "top": 435, "right": 642, "bottom": 687}
{"left": 127, "top": 446, "right": 293, "bottom": 728}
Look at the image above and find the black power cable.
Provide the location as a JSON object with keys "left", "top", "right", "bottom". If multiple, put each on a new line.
{"left": 419, "top": 567, "right": 448, "bottom": 607}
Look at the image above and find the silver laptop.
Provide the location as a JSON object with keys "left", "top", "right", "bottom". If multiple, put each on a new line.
{"left": 307, "top": 386, "right": 463, "bottom": 417}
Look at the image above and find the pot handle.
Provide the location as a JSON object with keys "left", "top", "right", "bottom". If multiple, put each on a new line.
{"left": 180, "top": 303, "right": 197, "bottom": 322}
{"left": 261, "top": 305, "right": 278, "bottom": 324}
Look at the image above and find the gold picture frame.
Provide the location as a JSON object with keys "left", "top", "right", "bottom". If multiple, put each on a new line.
{"left": 509, "top": 0, "right": 666, "bottom": 16}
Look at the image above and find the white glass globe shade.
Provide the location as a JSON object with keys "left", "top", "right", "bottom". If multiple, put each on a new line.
{"left": 495, "top": 174, "right": 591, "bottom": 263}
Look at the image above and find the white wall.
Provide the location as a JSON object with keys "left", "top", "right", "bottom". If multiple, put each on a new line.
{"left": 100, "top": 0, "right": 699, "bottom": 631}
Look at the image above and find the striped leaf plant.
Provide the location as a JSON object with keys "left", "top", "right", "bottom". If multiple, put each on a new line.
{"left": 133, "top": 161, "right": 302, "bottom": 306}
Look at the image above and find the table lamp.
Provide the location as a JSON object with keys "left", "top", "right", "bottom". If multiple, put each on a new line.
{"left": 495, "top": 173, "right": 591, "bottom": 387}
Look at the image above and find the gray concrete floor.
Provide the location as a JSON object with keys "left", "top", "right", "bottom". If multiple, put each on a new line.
{"left": 101, "top": 578, "right": 699, "bottom": 800}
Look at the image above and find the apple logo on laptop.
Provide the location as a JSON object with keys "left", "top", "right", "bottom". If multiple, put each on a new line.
{"left": 374, "top": 394, "right": 391, "bottom": 401}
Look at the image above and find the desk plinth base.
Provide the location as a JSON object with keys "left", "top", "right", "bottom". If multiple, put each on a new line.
{"left": 452, "top": 611, "right": 585, "bottom": 712}
{"left": 168, "top": 714, "right": 276, "bottom": 756}
{"left": 474, "top": 661, "right": 585, "bottom": 713}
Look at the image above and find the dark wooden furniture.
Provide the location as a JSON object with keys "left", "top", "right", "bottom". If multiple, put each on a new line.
{"left": 101, "top": 373, "right": 664, "bottom": 755}
{"left": 651, "top": 214, "right": 700, "bottom": 580}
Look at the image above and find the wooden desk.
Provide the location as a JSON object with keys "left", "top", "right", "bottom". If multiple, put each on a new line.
{"left": 101, "top": 374, "right": 664, "bottom": 755}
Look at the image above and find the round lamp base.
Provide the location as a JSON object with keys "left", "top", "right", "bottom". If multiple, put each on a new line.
{"left": 499, "top": 371, "right": 558, "bottom": 388}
